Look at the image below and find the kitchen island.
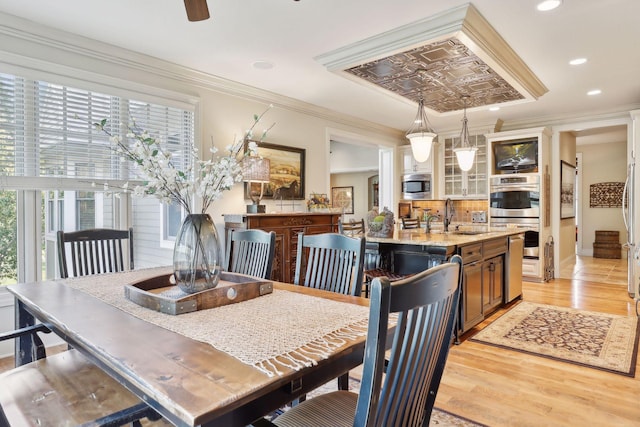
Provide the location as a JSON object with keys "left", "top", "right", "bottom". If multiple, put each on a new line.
{"left": 367, "top": 227, "right": 524, "bottom": 332}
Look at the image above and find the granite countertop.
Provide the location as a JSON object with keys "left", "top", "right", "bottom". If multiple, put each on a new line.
{"left": 366, "top": 227, "right": 524, "bottom": 248}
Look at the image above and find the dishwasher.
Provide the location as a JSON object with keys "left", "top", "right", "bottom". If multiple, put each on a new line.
{"left": 505, "top": 234, "right": 524, "bottom": 302}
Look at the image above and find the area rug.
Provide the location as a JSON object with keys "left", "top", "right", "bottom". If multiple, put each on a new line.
{"left": 471, "top": 302, "right": 640, "bottom": 377}
{"left": 303, "top": 378, "right": 486, "bottom": 427}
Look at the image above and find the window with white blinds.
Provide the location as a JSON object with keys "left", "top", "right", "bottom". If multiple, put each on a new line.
{"left": 0, "top": 73, "right": 194, "bottom": 187}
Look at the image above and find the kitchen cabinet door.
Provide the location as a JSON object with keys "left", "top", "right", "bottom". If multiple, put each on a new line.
{"left": 400, "top": 145, "right": 433, "bottom": 175}
{"left": 441, "top": 133, "right": 488, "bottom": 198}
{"left": 462, "top": 261, "right": 483, "bottom": 332}
{"left": 482, "top": 255, "right": 504, "bottom": 313}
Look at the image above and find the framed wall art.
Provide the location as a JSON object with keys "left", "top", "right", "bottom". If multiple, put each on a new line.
{"left": 560, "top": 160, "right": 576, "bottom": 219}
{"left": 332, "top": 186, "right": 354, "bottom": 214}
{"left": 589, "top": 182, "right": 625, "bottom": 208}
{"left": 244, "top": 142, "right": 305, "bottom": 200}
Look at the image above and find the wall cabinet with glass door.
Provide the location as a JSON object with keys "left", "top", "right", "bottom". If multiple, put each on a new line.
{"left": 440, "top": 133, "right": 488, "bottom": 198}
{"left": 400, "top": 145, "right": 434, "bottom": 175}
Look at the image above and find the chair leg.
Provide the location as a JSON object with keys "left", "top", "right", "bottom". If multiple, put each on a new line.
{"left": 337, "top": 372, "right": 350, "bottom": 390}
{"left": 363, "top": 278, "right": 370, "bottom": 299}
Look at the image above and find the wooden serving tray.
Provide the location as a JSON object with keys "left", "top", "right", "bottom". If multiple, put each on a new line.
{"left": 124, "top": 272, "right": 273, "bottom": 315}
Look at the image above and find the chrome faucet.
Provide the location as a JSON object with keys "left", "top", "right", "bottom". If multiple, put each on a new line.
{"left": 444, "top": 198, "right": 455, "bottom": 232}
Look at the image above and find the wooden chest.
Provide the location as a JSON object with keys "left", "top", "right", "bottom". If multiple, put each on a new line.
{"left": 593, "top": 230, "right": 621, "bottom": 259}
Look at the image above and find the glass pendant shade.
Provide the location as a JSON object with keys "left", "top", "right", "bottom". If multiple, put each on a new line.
{"left": 408, "top": 133, "right": 436, "bottom": 162}
{"left": 406, "top": 98, "right": 436, "bottom": 162}
{"left": 454, "top": 146, "right": 477, "bottom": 171}
{"left": 455, "top": 96, "right": 476, "bottom": 172}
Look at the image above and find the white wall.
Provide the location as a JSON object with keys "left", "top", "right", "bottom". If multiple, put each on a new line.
{"left": 330, "top": 171, "right": 378, "bottom": 221}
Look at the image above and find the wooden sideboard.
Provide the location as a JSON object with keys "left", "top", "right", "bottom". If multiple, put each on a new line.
{"left": 223, "top": 212, "right": 341, "bottom": 283}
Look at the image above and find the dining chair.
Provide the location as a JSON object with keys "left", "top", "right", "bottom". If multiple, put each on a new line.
{"left": 401, "top": 217, "right": 421, "bottom": 230}
{"left": 338, "top": 218, "right": 365, "bottom": 237}
{"left": 57, "top": 227, "right": 134, "bottom": 278}
{"left": 294, "top": 232, "right": 366, "bottom": 297}
{"left": 0, "top": 325, "right": 160, "bottom": 426}
{"left": 294, "top": 232, "right": 366, "bottom": 392}
{"left": 257, "top": 255, "right": 463, "bottom": 427}
{"left": 361, "top": 243, "right": 410, "bottom": 299}
{"left": 225, "top": 229, "right": 276, "bottom": 279}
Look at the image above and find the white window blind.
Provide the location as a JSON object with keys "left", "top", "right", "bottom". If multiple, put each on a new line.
{"left": 0, "top": 72, "right": 194, "bottom": 187}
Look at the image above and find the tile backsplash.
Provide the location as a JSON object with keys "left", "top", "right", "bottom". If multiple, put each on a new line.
{"left": 410, "top": 199, "right": 489, "bottom": 223}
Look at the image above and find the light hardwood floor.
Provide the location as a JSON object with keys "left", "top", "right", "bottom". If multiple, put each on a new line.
{"left": 439, "top": 255, "right": 640, "bottom": 427}
{"left": 1, "top": 256, "right": 638, "bottom": 426}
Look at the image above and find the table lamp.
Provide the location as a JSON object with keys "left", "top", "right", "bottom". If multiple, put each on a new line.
{"left": 242, "top": 156, "right": 271, "bottom": 213}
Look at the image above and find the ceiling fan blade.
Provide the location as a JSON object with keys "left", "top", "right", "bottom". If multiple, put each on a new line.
{"left": 184, "top": 0, "right": 210, "bottom": 21}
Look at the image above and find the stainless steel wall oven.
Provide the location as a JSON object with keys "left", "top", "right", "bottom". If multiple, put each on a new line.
{"left": 489, "top": 175, "right": 540, "bottom": 219}
{"left": 490, "top": 175, "right": 540, "bottom": 259}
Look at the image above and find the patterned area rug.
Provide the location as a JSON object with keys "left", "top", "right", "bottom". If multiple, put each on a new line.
{"left": 471, "top": 302, "right": 640, "bottom": 376}
{"left": 301, "top": 378, "right": 486, "bottom": 427}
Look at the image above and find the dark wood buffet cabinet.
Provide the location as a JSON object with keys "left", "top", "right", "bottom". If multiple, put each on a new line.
{"left": 223, "top": 212, "right": 341, "bottom": 283}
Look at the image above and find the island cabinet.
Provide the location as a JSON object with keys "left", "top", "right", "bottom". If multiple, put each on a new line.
{"left": 458, "top": 237, "right": 507, "bottom": 332}
{"left": 223, "top": 213, "right": 341, "bottom": 283}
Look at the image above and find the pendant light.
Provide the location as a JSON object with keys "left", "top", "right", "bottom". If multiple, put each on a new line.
{"left": 453, "top": 96, "right": 477, "bottom": 172}
{"left": 406, "top": 97, "right": 437, "bottom": 163}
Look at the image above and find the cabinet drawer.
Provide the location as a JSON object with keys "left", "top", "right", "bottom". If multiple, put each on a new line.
{"left": 249, "top": 214, "right": 337, "bottom": 229}
{"left": 483, "top": 237, "right": 508, "bottom": 259}
{"left": 459, "top": 243, "right": 482, "bottom": 264}
{"left": 522, "top": 258, "right": 540, "bottom": 276}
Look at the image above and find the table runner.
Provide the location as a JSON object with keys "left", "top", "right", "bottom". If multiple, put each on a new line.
{"left": 63, "top": 267, "right": 371, "bottom": 377}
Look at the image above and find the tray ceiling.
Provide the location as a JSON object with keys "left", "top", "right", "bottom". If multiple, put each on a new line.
{"left": 316, "top": 3, "right": 548, "bottom": 115}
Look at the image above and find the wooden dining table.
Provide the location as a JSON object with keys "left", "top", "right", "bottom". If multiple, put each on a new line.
{"left": 8, "top": 267, "right": 380, "bottom": 427}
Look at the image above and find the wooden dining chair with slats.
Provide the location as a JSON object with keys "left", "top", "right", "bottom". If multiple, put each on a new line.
{"left": 57, "top": 228, "right": 134, "bottom": 278}
{"left": 255, "top": 255, "right": 463, "bottom": 427}
{"left": 294, "top": 232, "right": 365, "bottom": 392}
{"left": 226, "top": 229, "right": 276, "bottom": 279}
{"left": 401, "top": 216, "right": 421, "bottom": 229}
{"left": 338, "top": 218, "right": 365, "bottom": 237}
{"left": 294, "top": 232, "right": 365, "bottom": 297}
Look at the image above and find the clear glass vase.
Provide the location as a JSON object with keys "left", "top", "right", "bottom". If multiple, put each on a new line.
{"left": 173, "top": 213, "right": 222, "bottom": 294}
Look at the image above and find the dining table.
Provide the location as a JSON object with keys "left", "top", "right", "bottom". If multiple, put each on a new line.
{"left": 8, "top": 267, "right": 383, "bottom": 427}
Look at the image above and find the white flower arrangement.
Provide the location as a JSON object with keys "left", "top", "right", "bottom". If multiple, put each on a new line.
{"left": 94, "top": 105, "right": 274, "bottom": 214}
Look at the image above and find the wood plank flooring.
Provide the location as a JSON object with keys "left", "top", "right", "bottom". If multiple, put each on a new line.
{"left": 440, "top": 255, "right": 640, "bottom": 426}
{"left": 1, "top": 255, "right": 638, "bottom": 426}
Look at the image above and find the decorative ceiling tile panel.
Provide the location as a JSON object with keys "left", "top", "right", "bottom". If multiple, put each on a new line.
{"left": 345, "top": 38, "right": 524, "bottom": 113}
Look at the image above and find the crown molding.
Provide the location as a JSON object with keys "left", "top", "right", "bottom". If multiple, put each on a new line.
{"left": 0, "top": 12, "right": 402, "bottom": 141}
{"left": 501, "top": 106, "right": 640, "bottom": 132}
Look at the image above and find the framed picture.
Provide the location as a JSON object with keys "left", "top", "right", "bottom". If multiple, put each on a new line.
{"left": 244, "top": 142, "right": 305, "bottom": 200}
{"left": 560, "top": 160, "right": 576, "bottom": 219}
{"left": 332, "top": 186, "right": 354, "bottom": 214}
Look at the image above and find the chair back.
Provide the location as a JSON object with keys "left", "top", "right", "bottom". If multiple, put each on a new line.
{"left": 226, "top": 229, "right": 276, "bottom": 279}
{"left": 338, "top": 218, "right": 365, "bottom": 236}
{"left": 354, "top": 255, "right": 462, "bottom": 427}
{"left": 57, "top": 228, "right": 134, "bottom": 278}
{"left": 294, "top": 233, "right": 365, "bottom": 297}
{"left": 401, "top": 217, "right": 421, "bottom": 230}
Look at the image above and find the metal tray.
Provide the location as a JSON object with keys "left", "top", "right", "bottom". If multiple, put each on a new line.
{"left": 124, "top": 272, "right": 273, "bottom": 315}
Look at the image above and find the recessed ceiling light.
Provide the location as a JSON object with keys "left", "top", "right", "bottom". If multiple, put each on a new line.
{"left": 569, "top": 58, "right": 587, "bottom": 66}
{"left": 537, "top": 0, "right": 562, "bottom": 11}
{"left": 489, "top": 106, "right": 500, "bottom": 112}
{"left": 252, "top": 60, "right": 274, "bottom": 70}
{"left": 587, "top": 89, "right": 602, "bottom": 96}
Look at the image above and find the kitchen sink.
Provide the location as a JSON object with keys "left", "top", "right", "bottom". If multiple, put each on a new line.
{"left": 451, "top": 231, "right": 486, "bottom": 235}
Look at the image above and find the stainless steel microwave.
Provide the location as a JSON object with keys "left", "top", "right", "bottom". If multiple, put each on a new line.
{"left": 402, "top": 173, "right": 432, "bottom": 200}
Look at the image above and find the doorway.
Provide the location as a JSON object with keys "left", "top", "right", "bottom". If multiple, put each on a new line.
{"left": 559, "top": 124, "right": 628, "bottom": 281}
